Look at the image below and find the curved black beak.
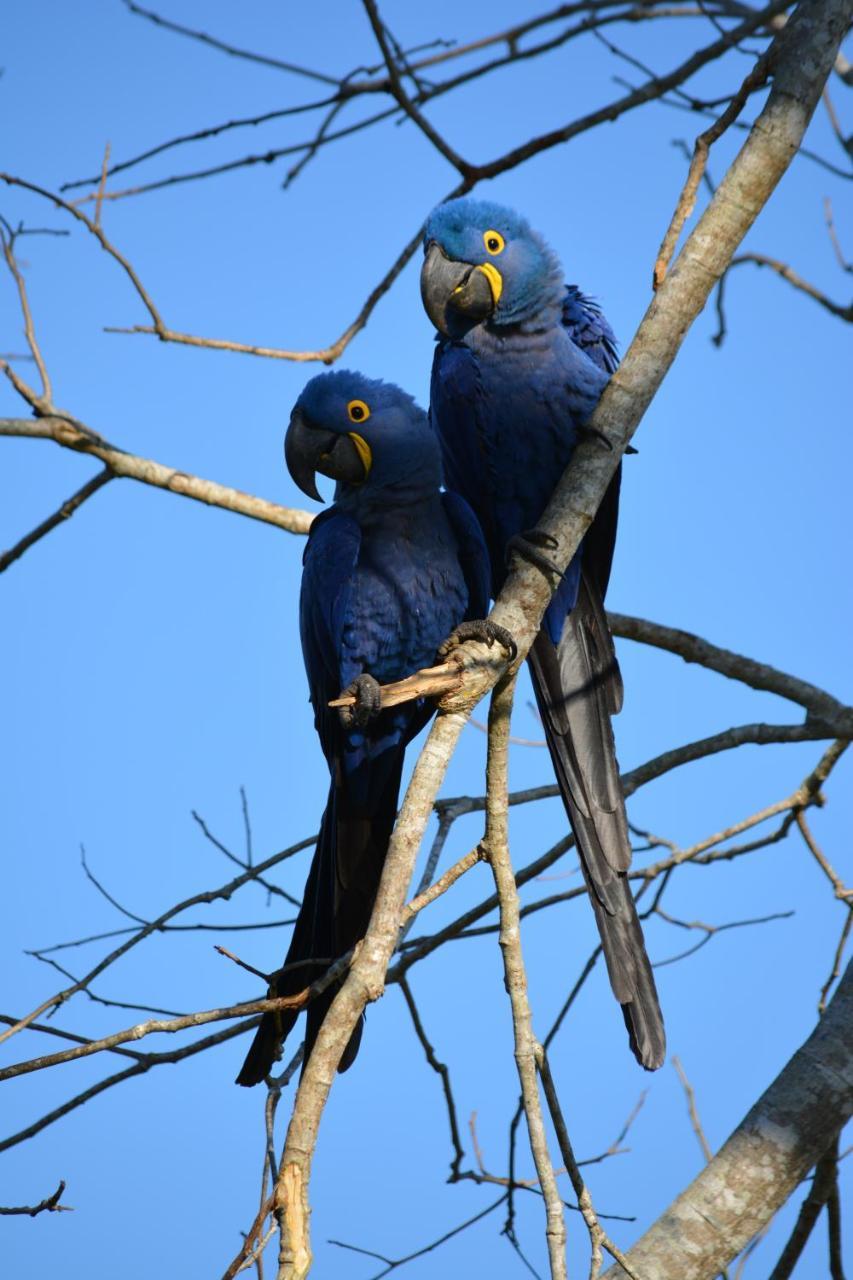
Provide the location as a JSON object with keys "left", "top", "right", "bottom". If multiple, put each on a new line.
{"left": 284, "top": 407, "right": 369, "bottom": 502}
{"left": 420, "top": 241, "right": 496, "bottom": 338}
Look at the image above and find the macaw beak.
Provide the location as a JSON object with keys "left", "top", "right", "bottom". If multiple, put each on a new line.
{"left": 420, "top": 241, "right": 500, "bottom": 338}
{"left": 284, "top": 407, "right": 371, "bottom": 502}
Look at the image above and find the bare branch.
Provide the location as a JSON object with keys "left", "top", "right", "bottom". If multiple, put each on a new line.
{"left": 0, "top": 1020, "right": 252, "bottom": 1154}
{"left": 0, "top": 1180, "right": 72, "bottom": 1217}
{"left": 723, "top": 251, "right": 853, "bottom": 323}
{"left": 120, "top": 0, "right": 339, "bottom": 84}
{"left": 484, "top": 674, "right": 567, "bottom": 1279}
{"left": 824, "top": 196, "right": 853, "bottom": 272}
{"left": 608, "top": 613, "right": 853, "bottom": 736}
{"left": 0, "top": 218, "right": 53, "bottom": 406}
{"left": 653, "top": 43, "right": 777, "bottom": 286}
{"left": 672, "top": 1056, "right": 715, "bottom": 1163}
{"left": 0, "top": 833, "right": 316, "bottom": 1049}
{"left": 362, "top": 0, "right": 473, "bottom": 177}
{"left": 0, "top": 417, "right": 312, "bottom": 535}
{"left": 398, "top": 976, "right": 466, "bottom": 1180}
{"left": 795, "top": 812, "right": 851, "bottom": 900}
{"left": 819, "top": 910, "right": 853, "bottom": 1014}
{"left": 0, "top": 466, "right": 113, "bottom": 574}
{"left": 604, "top": 960, "right": 853, "bottom": 1279}
{"left": 767, "top": 1139, "right": 842, "bottom": 1280}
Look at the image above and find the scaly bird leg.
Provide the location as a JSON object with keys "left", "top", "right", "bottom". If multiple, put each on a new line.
{"left": 438, "top": 619, "right": 517, "bottom": 662}
{"left": 337, "top": 673, "right": 382, "bottom": 728}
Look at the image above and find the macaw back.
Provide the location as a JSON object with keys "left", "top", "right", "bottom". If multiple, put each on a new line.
{"left": 430, "top": 287, "right": 666, "bottom": 1070}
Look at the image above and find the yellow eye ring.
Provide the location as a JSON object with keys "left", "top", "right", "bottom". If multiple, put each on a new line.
{"left": 483, "top": 229, "right": 505, "bottom": 255}
{"left": 347, "top": 399, "right": 370, "bottom": 424}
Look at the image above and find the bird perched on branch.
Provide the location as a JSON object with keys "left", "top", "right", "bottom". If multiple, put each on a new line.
{"left": 236, "top": 370, "right": 505, "bottom": 1086}
{"left": 421, "top": 198, "right": 665, "bottom": 1070}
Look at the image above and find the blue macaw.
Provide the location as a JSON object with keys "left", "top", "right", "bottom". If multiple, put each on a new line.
{"left": 236, "top": 370, "right": 503, "bottom": 1085}
{"left": 421, "top": 198, "right": 665, "bottom": 1070}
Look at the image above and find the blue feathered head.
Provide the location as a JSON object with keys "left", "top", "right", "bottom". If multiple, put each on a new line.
{"left": 285, "top": 370, "right": 441, "bottom": 503}
{"left": 422, "top": 198, "right": 564, "bottom": 334}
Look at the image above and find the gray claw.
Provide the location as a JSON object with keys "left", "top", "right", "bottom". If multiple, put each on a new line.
{"left": 339, "top": 673, "right": 382, "bottom": 728}
{"left": 438, "top": 619, "right": 518, "bottom": 662}
{"left": 506, "top": 529, "right": 563, "bottom": 579}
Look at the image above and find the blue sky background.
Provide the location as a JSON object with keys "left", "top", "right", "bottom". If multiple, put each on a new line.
{"left": 2, "top": 3, "right": 850, "bottom": 1276}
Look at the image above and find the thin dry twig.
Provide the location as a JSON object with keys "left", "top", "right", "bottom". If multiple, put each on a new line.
{"left": 0, "top": 1180, "right": 72, "bottom": 1216}
{"left": 672, "top": 1056, "right": 715, "bottom": 1164}
{"left": 654, "top": 42, "right": 778, "bottom": 286}
{"left": 536, "top": 1048, "right": 641, "bottom": 1280}
{"left": 0, "top": 833, "right": 316, "bottom": 1049}
{"left": 794, "top": 811, "right": 851, "bottom": 900}
{"left": 0, "top": 466, "right": 113, "bottom": 574}
{"left": 819, "top": 910, "right": 853, "bottom": 1014}
{"left": 767, "top": 1139, "right": 843, "bottom": 1280}
{"left": 483, "top": 674, "right": 567, "bottom": 1280}
{"left": 824, "top": 196, "right": 853, "bottom": 272}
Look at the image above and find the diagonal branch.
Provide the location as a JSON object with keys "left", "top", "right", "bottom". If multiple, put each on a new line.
{"left": 0, "top": 466, "right": 113, "bottom": 574}
{"left": 483, "top": 675, "right": 567, "bottom": 1280}
{"left": 605, "top": 965, "right": 853, "bottom": 1278}
{"left": 0, "top": 417, "right": 312, "bottom": 535}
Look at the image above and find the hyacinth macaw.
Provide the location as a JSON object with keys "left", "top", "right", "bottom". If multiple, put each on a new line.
{"left": 236, "top": 370, "right": 507, "bottom": 1086}
{"left": 420, "top": 198, "right": 665, "bottom": 1070}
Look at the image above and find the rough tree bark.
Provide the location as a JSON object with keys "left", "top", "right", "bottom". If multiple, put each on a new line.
{"left": 605, "top": 962, "right": 853, "bottom": 1280}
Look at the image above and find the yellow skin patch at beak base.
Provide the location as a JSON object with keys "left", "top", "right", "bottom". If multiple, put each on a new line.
{"left": 476, "top": 261, "right": 503, "bottom": 305}
{"left": 347, "top": 431, "right": 373, "bottom": 478}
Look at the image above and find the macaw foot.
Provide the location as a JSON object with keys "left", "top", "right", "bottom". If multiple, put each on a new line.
{"left": 338, "top": 673, "right": 382, "bottom": 728}
{"left": 577, "top": 423, "right": 638, "bottom": 455}
{"left": 438, "top": 619, "right": 517, "bottom": 663}
{"left": 577, "top": 424, "right": 639, "bottom": 455}
{"left": 506, "top": 528, "right": 563, "bottom": 579}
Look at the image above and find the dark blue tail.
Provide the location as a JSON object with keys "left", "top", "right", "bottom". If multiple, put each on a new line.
{"left": 236, "top": 752, "right": 405, "bottom": 1086}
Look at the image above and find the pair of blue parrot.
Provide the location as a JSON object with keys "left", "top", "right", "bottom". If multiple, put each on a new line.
{"left": 235, "top": 198, "right": 665, "bottom": 1088}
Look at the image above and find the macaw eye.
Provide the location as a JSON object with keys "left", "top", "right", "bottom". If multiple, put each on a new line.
{"left": 483, "top": 229, "right": 505, "bottom": 255}
{"left": 347, "top": 399, "right": 370, "bottom": 423}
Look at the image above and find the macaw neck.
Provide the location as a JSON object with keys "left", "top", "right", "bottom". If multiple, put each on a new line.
{"left": 335, "top": 479, "right": 443, "bottom": 526}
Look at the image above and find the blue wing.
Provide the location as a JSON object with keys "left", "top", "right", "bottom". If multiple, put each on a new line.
{"left": 561, "top": 286, "right": 619, "bottom": 376}
{"left": 299, "top": 506, "right": 361, "bottom": 763}
{"left": 441, "top": 490, "right": 491, "bottom": 619}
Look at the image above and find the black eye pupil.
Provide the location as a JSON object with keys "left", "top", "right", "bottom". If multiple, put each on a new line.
{"left": 352, "top": 406, "right": 363, "bottom": 420}
{"left": 488, "top": 237, "right": 499, "bottom": 251}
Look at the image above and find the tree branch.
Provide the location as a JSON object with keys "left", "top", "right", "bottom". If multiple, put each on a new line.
{"left": 0, "top": 417, "right": 312, "bottom": 535}
{"left": 604, "top": 961, "right": 853, "bottom": 1279}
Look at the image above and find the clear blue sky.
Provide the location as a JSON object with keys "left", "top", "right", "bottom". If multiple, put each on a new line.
{"left": 2, "top": 3, "right": 850, "bottom": 1276}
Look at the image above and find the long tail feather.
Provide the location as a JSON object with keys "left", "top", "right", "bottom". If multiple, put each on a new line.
{"left": 528, "top": 572, "right": 665, "bottom": 1070}
{"left": 235, "top": 757, "right": 404, "bottom": 1087}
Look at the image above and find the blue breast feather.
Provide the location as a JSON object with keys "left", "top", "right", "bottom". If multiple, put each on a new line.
{"left": 430, "top": 287, "right": 615, "bottom": 643}
{"left": 299, "top": 496, "right": 488, "bottom": 796}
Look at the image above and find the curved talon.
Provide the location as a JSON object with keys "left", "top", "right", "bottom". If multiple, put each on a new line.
{"left": 506, "top": 528, "right": 563, "bottom": 579}
{"left": 438, "top": 619, "right": 518, "bottom": 663}
{"left": 338, "top": 672, "right": 382, "bottom": 728}
{"left": 577, "top": 423, "right": 614, "bottom": 451}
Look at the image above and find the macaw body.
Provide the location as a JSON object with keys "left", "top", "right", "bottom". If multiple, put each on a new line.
{"left": 422, "top": 199, "right": 665, "bottom": 1070}
{"left": 237, "top": 372, "right": 489, "bottom": 1086}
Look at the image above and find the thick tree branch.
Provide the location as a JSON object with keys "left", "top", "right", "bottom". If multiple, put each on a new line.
{"left": 604, "top": 962, "right": 853, "bottom": 1279}
{"left": 0, "top": 418, "right": 312, "bottom": 535}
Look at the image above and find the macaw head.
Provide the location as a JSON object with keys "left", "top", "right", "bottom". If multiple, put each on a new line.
{"left": 421, "top": 197, "right": 563, "bottom": 337}
{"left": 285, "top": 370, "right": 441, "bottom": 503}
